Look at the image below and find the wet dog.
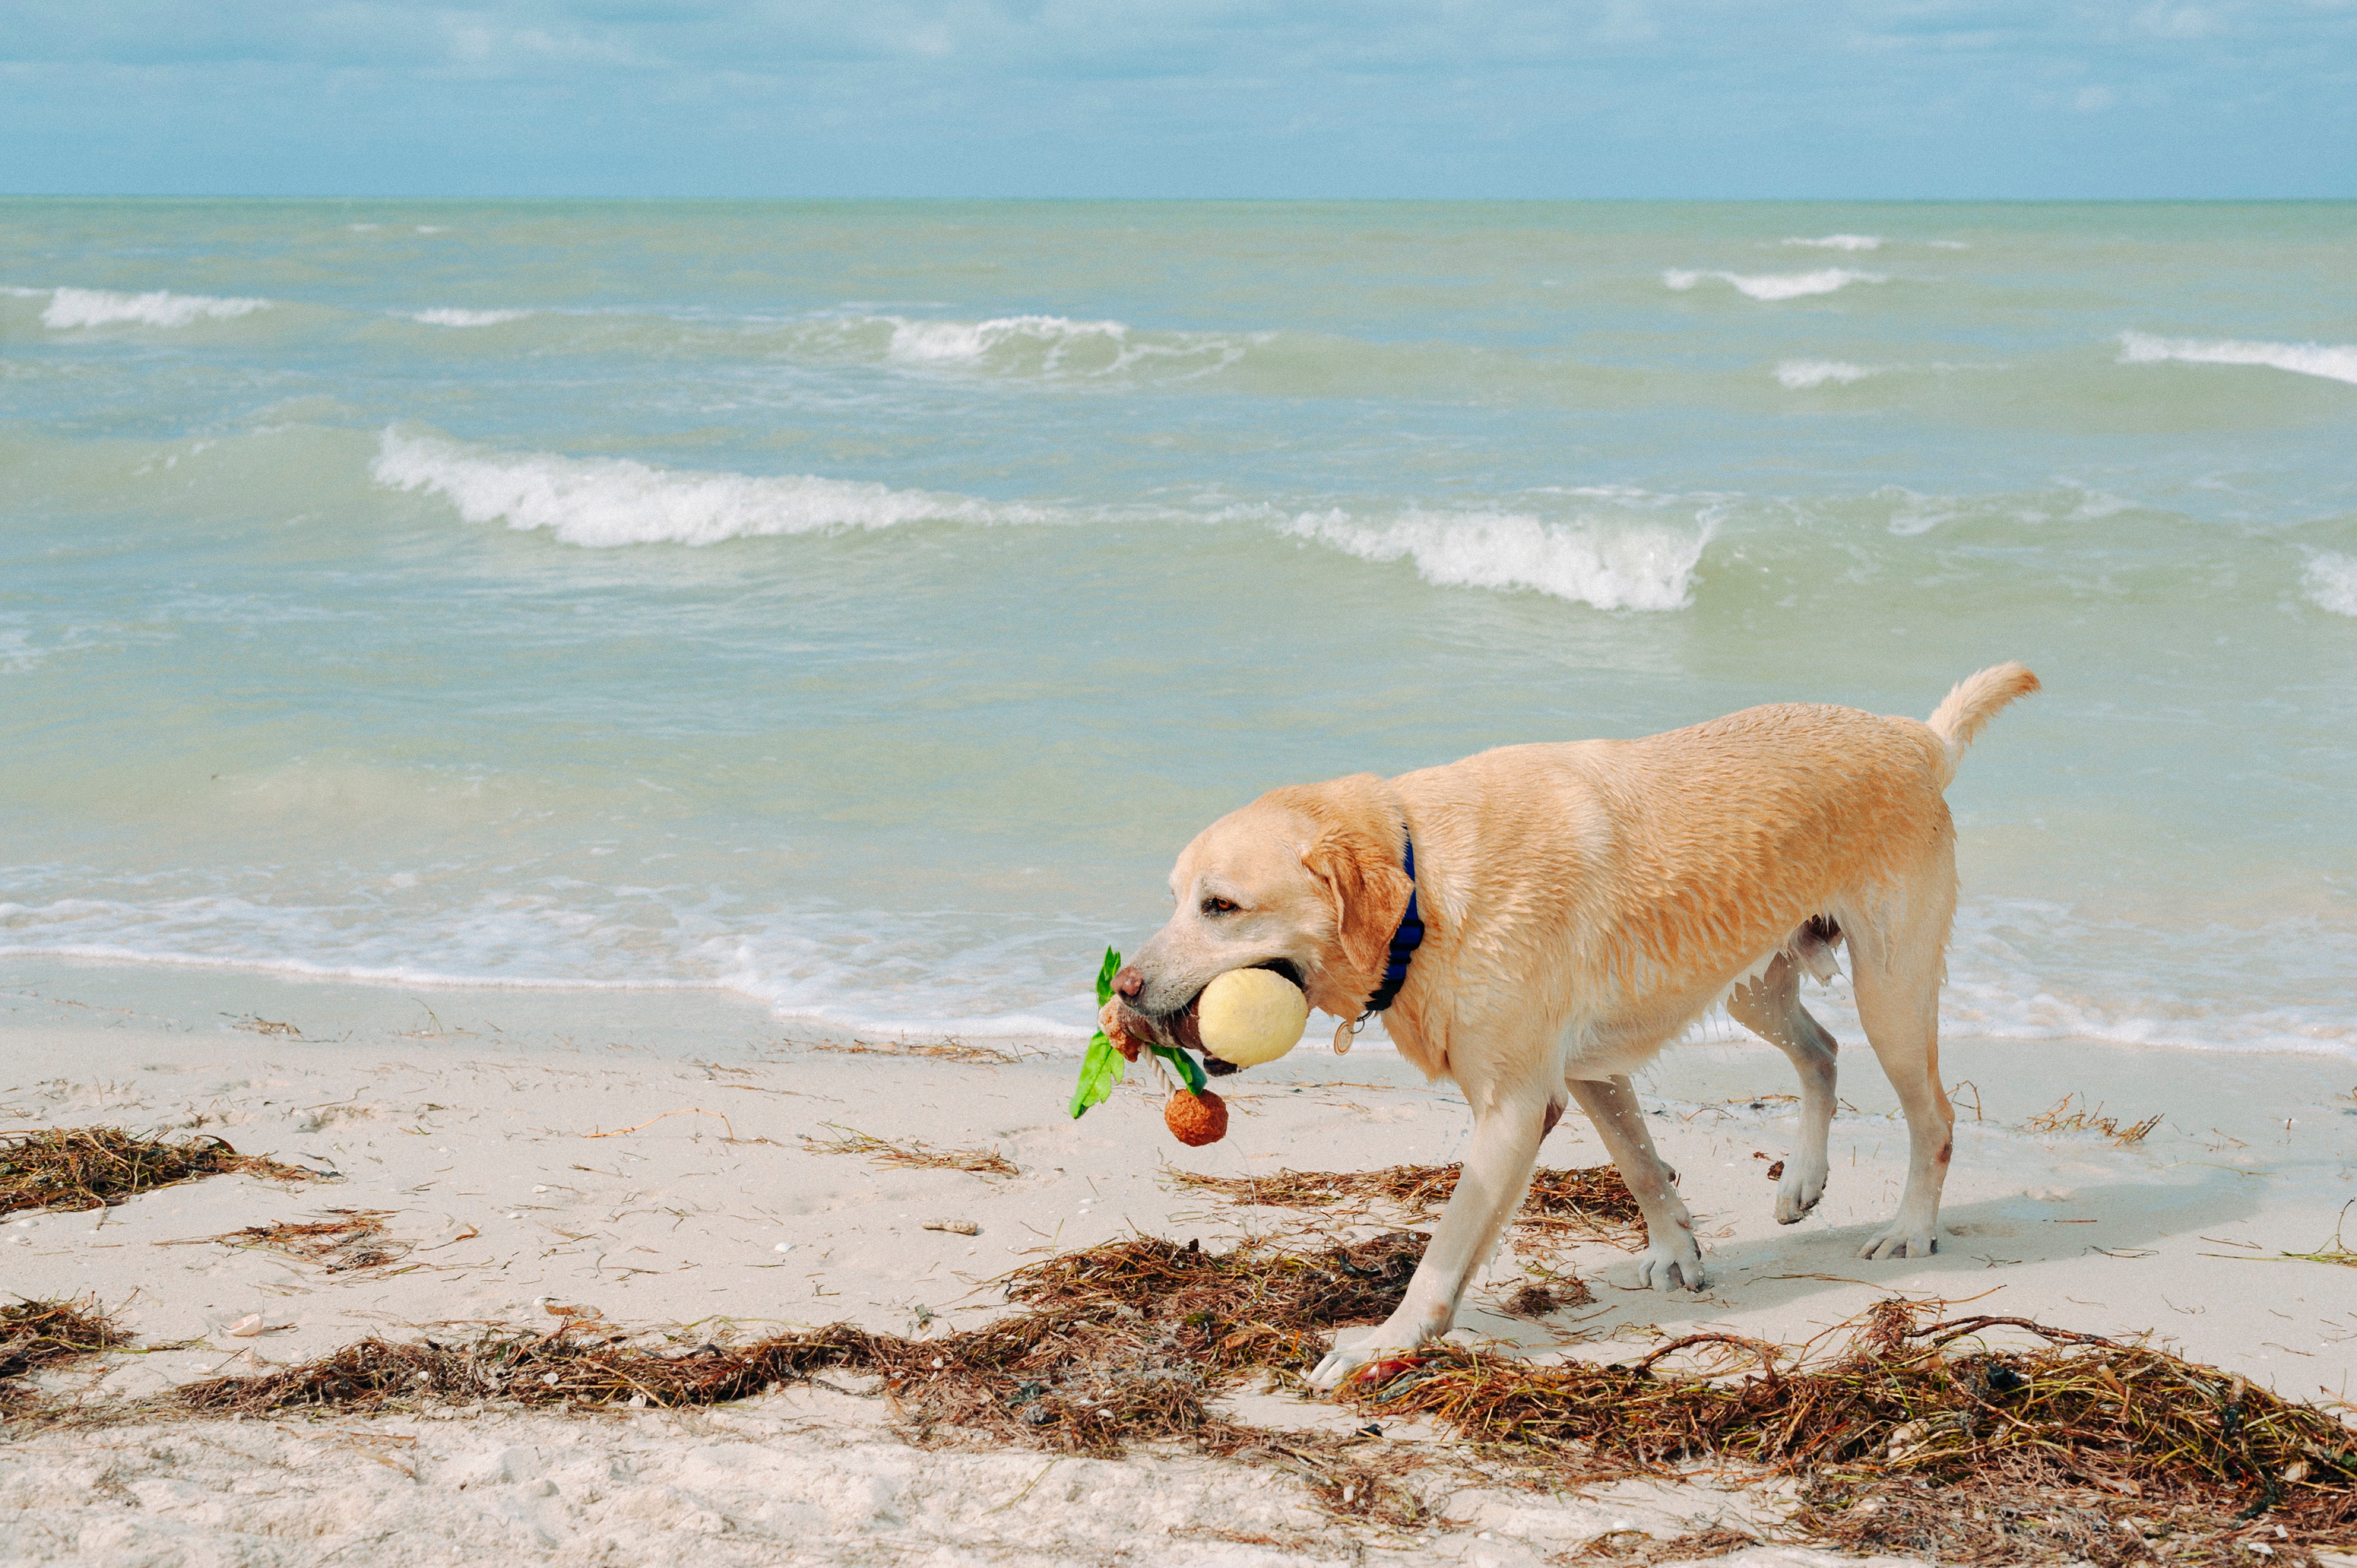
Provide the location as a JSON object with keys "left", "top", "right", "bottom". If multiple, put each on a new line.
{"left": 1101, "top": 664, "right": 2039, "bottom": 1390}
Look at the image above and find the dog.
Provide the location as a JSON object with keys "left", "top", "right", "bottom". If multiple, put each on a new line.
{"left": 1102, "top": 663, "right": 2039, "bottom": 1391}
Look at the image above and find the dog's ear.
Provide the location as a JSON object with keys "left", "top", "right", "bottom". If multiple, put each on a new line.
{"left": 1301, "top": 828, "right": 1415, "bottom": 1005}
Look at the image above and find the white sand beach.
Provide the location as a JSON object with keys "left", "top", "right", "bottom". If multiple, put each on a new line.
{"left": 4, "top": 957, "right": 2353, "bottom": 1566}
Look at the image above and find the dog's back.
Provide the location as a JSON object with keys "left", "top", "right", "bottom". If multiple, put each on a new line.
{"left": 1604, "top": 699, "right": 1955, "bottom": 937}
{"left": 1394, "top": 669, "right": 2037, "bottom": 1067}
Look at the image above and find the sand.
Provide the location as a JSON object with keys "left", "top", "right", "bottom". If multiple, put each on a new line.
{"left": 4, "top": 956, "right": 2354, "bottom": 1566}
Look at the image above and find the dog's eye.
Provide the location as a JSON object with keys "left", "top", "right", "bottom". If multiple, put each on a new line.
{"left": 1201, "top": 896, "right": 1239, "bottom": 916}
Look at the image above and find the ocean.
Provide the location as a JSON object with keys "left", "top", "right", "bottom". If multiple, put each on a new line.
{"left": 2, "top": 199, "right": 2351, "bottom": 1057}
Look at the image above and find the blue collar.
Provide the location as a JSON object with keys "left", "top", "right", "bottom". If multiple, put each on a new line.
{"left": 1363, "top": 833, "right": 1424, "bottom": 1014}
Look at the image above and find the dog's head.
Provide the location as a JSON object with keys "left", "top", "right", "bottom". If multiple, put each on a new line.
{"left": 1109, "top": 774, "right": 1415, "bottom": 1057}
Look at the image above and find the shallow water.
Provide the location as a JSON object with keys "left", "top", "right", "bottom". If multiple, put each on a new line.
{"left": 3, "top": 199, "right": 2351, "bottom": 1052}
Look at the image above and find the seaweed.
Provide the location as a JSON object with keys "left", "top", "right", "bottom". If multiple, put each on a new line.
{"left": 1, "top": 1297, "right": 126, "bottom": 1384}
{"left": 799, "top": 1124, "right": 1020, "bottom": 1178}
{"left": 808, "top": 1038, "right": 1023, "bottom": 1065}
{"left": 166, "top": 1231, "right": 1427, "bottom": 1453}
{"left": 1171, "top": 1162, "right": 1642, "bottom": 1244}
{"left": 197, "top": 1209, "right": 411, "bottom": 1272}
{"left": 0, "top": 1297, "right": 129, "bottom": 1413}
{"left": 1349, "top": 1299, "right": 2357, "bottom": 1562}
{"left": 2025, "top": 1093, "right": 2165, "bottom": 1147}
{"left": 0, "top": 1127, "right": 321, "bottom": 1216}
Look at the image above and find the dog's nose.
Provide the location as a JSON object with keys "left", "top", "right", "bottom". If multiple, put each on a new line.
{"left": 1113, "top": 964, "right": 1145, "bottom": 1001}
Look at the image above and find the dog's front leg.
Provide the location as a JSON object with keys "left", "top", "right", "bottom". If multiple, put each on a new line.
{"left": 1567, "top": 1075, "right": 1706, "bottom": 1291}
{"left": 1307, "top": 1097, "right": 1548, "bottom": 1393}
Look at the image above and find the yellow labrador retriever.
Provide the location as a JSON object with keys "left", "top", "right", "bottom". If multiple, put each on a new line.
{"left": 1103, "top": 663, "right": 2039, "bottom": 1391}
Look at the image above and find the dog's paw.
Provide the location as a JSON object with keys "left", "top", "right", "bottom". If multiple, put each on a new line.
{"left": 1773, "top": 1162, "right": 1828, "bottom": 1225}
{"left": 1635, "top": 1238, "right": 1706, "bottom": 1292}
{"left": 1308, "top": 1330, "right": 1409, "bottom": 1394}
{"left": 1857, "top": 1226, "right": 1938, "bottom": 1261}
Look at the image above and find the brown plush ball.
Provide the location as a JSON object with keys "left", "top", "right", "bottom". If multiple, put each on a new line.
{"left": 1164, "top": 1088, "right": 1228, "bottom": 1147}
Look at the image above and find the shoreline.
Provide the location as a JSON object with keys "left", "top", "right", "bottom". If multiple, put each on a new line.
{"left": 5, "top": 958, "right": 2355, "bottom": 1564}
{"left": 8, "top": 945, "right": 2354, "bottom": 1064}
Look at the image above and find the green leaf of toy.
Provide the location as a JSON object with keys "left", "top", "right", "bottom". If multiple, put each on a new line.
{"left": 1150, "top": 1043, "right": 1207, "bottom": 1095}
{"left": 1095, "top": 946, "right": 1121, "bottom": 1008}
{"left": 1068, "top": 1033, "right": 1125, "bottom": 1120}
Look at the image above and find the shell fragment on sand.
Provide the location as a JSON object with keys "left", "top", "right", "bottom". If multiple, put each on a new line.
{"left": 1197, "top": 969, "right": 1309, "bottom": 1067}
{"left": 923, "top": 1219, "right": 980, "bottom": 1235}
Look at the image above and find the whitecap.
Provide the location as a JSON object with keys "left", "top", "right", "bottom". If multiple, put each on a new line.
{"left": 412, "top": 308, "right": 530, "bottom": 328}
{"left": 885, "top": 313, "right": 1128, "bottom": 365}
{"left": 370, "top": 429, "right": 1052, "bottom": 547}
{"left": 0, "top": 626, "right": 38, "bottom": 674}
{"left": 1663, "top": 268, "right": 1886, "bottom": 302}
{"left": 2306, "top": 552, "right": 2357, "bottom": 617}
{"left": 1936, "top": 899, "right": 2357, "bottom": 1059}
{"left": 1782, "top": 234, "right": 1882, "bottom": 251}
{"left": 0, "top": 886, "right": 1104, "bottom": 1041}
{"left": 1286, "top": 509, "right": 1710, "bottom": 611}
{"left": 1775, "top": 360, "right": 1875, "bottom": 389}
{"left": 41, "top": 287, "right": 270, "bottom": 329}
{"left": 2117, "top": 331, "right": 2357, "bottom": 387}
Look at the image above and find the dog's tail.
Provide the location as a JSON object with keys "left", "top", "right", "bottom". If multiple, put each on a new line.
{"left": 1925, "top": 662, "right": 2040, "bottom": 786}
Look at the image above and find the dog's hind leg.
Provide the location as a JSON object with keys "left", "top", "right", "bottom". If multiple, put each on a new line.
{"left": 1848, "top": 892, "right": 1957, "bottom": 1261}
{"left": 1308, "top": 1083, "right": 1552, "bottom": 1392}
{"left": 1567, "top": 1075, "right": 1705, "bottom": 1291}
{"left": 1726, "top": 953, "right": 1838, "bottom": 1224}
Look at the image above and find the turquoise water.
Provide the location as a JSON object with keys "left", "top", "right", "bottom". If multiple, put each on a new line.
{"left": 3, "top": 200, "right": 2352, "bottom": 1054}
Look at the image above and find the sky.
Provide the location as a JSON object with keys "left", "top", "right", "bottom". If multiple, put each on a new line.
{"left": 3, "top": 2, "right": 2353, "bottom": 199}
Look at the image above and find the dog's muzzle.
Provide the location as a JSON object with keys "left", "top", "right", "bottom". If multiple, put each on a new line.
{"left": 1113, "top": 959, "right": 1304, "bottom": 1079}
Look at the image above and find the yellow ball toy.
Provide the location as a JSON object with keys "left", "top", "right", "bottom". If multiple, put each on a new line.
{"left": 1197, "top": 968, "right": 1310, "bottom": 1067}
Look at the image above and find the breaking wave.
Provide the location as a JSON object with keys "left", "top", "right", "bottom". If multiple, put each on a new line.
{"left": 1783, "top": 234, "right": 1882, "bottom": 252}
{"left": 40, "top": 287, "right": 271, "bottom": 329}
{"left": 1664, "top": 268, "right": 1886, "bottom": 302}
{"left": 2306, "top": 552, "right": 2357, "bottom": 617}
{"left": 885, "top": 314, "right": 1123, "bottom": 364}
{"left": 412, "top": 308, "right": 531, "bottom": 328}
{"left": 1286, "top": 509, "right": 1710, "bottom": 611}
{"left": 370, "top": 429, "right": 1053, "bottom": 547}
{"left": 370, "top": 428, "right": 1713, "bottom": 610}
{"left": 2117, "top": 331, "right": 2357, "bottom": 387}
{"left": 868, "top": 312, "right": 1251, "bottom": 379}
{"left": 1775, "top": 360, "right": 1876, "bottom": 389}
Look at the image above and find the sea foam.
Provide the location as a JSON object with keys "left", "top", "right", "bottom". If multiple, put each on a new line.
{"left": 1664, "top": 268, "right": 1886, "bottom": 302}
{"left": 1938, "top": 899, "right": 2357, "bottom": 1059}
{"left": 1782, "top": 234, "right": 1882, "bottom": 251}
{"left": 412, "top": 308, "right": 530, "bottom": 328}
{"left": 2306, "top": 552, "right": 2357, "bottom": 617}
{"left": 885, "top": 314, "right": 1128, "bottom": 365}
{"left": 2117, "top": 331, "right": 2357, "bottom": 387}
{"left": 1775, "top": 360, "right": 1875, "bottom": 389}
{"left": 1287, "top": 509, "right": 1709, "bottom": 611}
{"left": 371, "top": 429, "right": 1050, "bottom": 547}
{"left": 873, "top": 312, "right": 1248, "bottom": 379}
{"left": 41, "top": 287, "right": 270, "bottom": 329}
